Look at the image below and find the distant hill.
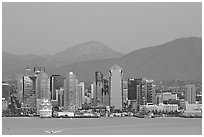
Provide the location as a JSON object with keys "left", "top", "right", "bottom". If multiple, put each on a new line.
{"left": 2, "top": 37, "right": 202, "bottom": 82}
{"left": 50, "top": 41, "right": 124, "bottom": 66}
{"left": 2, "top": 41, "right": 124, "bottom": 75}
{"left": 55, "top": 37, "right": 202, "bottom": 82}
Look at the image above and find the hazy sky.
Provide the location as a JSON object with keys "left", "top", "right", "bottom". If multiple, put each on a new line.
{"left": 3, "top": 2, "right": 202, "bottom": 56}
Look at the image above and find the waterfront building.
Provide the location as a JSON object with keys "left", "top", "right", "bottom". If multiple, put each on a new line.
{"left": 184, "top": 102, "right": 202, "bottom": 111}
{"left": 185, "top": 84, "right": 196, "bottom": 104}
{"left": 144, "top": 104, "right": 178, "bottom": 113}
{"left": 39, "top": 99, "right": 52, "bottom": 118}
{"left": 64, "top": 72, "right": 78, "bottom": 112}
{"left": 109, "top": 65, "right": 123, "bottom": 110}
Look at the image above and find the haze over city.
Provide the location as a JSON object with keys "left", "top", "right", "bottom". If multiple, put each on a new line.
{"left": 3, "top": 2, "right": 201, "bottom": 56}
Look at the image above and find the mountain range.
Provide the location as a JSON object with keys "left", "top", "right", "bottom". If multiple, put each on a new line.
{"left": 2, "top": 37, "right": 202, "bottom": 82}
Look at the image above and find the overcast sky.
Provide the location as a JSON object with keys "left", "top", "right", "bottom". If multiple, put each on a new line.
{"left": 2, "top": 2, "right": 202, "bottom": 56}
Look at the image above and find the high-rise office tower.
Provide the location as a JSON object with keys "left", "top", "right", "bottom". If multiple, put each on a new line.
{"left": 128, "top": 78, "right": 142, "bottom": 111}
{"left": 90, "top": 83, "right": 94, "bottom": 99}
{"left": 146, "top": 79, "right": 155, "bottom": 104}
{"left": 50, "top": 75, "right": 62, "bottom": 101}
{"left": 58, "top": 88, "right": 64, "bottom": 108}
{"left": 185, "top": 84, "right": 196, "bottom": 104}
{"left": 102, "top": 76, "right": 110, "bottom": 107}
{"left": 64, "top": 72, "right": 78, "bottom": 112}
{"left": 95, "top": 71, "right": 103, "bottom": 107}
{"left": 78, "top": 82, "right": 85, "bottom": 106}
{"left": 109, "top": 65, "right": 123, "bottom": 110}
{"left": 16, "top": 75, "right": 24, "bottom": 104}
{"left": 22, "top": 76, "right": 36, "bottom": 109}
{"left": 35, "top": 72, "right": 50, "bottom": 100}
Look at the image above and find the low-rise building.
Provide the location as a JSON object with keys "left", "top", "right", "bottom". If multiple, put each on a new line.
{"left": 143, "top": 103, "right": 178, "bottom": 113}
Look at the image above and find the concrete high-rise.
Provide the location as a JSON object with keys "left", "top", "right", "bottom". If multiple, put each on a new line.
{"left": 185, "top": 84, "right": 196, "bottom": 104}
{"left": 102, "top": 76, "right": 110, "bottom": 107}
{"left": 78, "top": 82, "right": 85, "bottom": 106}
{"left": 35, "top": 72, "right": 50, "bottom": 100}
{"left": 109, "top": 65, "right": 123, "bottom": 110}
{"left": 64, "top": 72, "right": 78, "bottom": 112}
{"left": 58, "top": 87, "right": 64, "bottom": 108}
{"left": 146, "top": 79, "right": 156, "bottom": 104}
{"left": 22, "top": 76, "right": 36, "bottom": 109}
{"left": 95, "top": 71, "right": 103, "bottom": 107}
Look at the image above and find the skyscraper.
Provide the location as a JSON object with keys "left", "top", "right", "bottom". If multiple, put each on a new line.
{"left": 146, "top": 79, "right": 155, "bottom": 105}
{"left": 185, "top": 84, "right": 196, "bottom": 104}
{"left": 22, "top": 76, "right": 36, "bottom": 109}
{"left": 35, "top": 72, "right": 50, "bottom": 100}
{"left": 78, "top": 82, "right": 85, "bottom": 106}
{"left": 109, "top": 65, "right": 123, "bottom": 110}
{"left": 64, "top": 72, "right": 78, "bottom": 112}
{"left": 128, "top": 78, "right": 142, "bottom": 111}
{"left": 50, "top": 74, "right": 63, "bottom": 101}
{"left": 58, "top": 87, "right": 64, "bottom": 108}
{"left": 102, "top": 76, "right": 110, "bottom": 107}
{"left": 95, "top": 71, "right": 103, "bottom": 107}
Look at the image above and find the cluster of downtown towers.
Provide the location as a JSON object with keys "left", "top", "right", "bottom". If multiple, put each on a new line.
{"left": 17, "top": 64, "right": 155, "bottom": 113}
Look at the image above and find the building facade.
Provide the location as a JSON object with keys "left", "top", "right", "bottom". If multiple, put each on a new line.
{"left": 185, "top": 84, "right": 196, "bottom": 104}
{"left": 109, "top": 65, "right": 123, "bottom": 110}
{"left": 95, "top": 71, "right": 103, "bottom": 107}
{"left": 64, "top": 72, "right": 78, "bottom": 112}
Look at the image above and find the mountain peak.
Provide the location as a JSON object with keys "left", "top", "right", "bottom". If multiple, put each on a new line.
{"left": 52, "top": 41, "right": 124, "bottom": 65}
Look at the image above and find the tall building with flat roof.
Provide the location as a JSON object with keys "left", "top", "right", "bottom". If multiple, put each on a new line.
{"left": 64, "top": 72, "right": 78, "bottom": 112}
{"left": 102, "top": 77, "right": 110, "bottom": 107}
{"left": 95, "top": 71, "right": 103, "bottom": 107}
{"left": 78, "top": 82, "right": 85, "bottom": 106}
{"left": 35, "top": 72, "right": 50, "bottom": 100}
{"left": 185, "top": 84, "right": 196, "bottom": 104}
{"left": 50, "top": 75, "right": 63, "bottom": 101}
{"left": 146, "top": 79, "right": 155, "bottom": 104}
{"left": 22, "top": 76, "right": 36, "bottom": 109}
{"left": 109, "top": 65, "right": 123, "bottom": 110}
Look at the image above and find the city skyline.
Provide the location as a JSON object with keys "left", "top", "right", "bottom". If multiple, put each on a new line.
{"left": 3, "top": 2, "right": 201, "bottom": 56}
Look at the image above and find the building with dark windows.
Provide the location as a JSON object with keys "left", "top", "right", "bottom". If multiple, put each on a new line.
{"left": 50, "top": 74, "right": 64, "bottom": 101}
{"left": 22, "top": 76, "right": 36, "bottom": 110}
{"left": 146, "top": 79, "right": 156, "bottom": 105}
{"left": 128, "top": 78, "right": 142, "bottom": 111}
{"left": 102, "top": 76, "right": 110, "bottom": 107}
